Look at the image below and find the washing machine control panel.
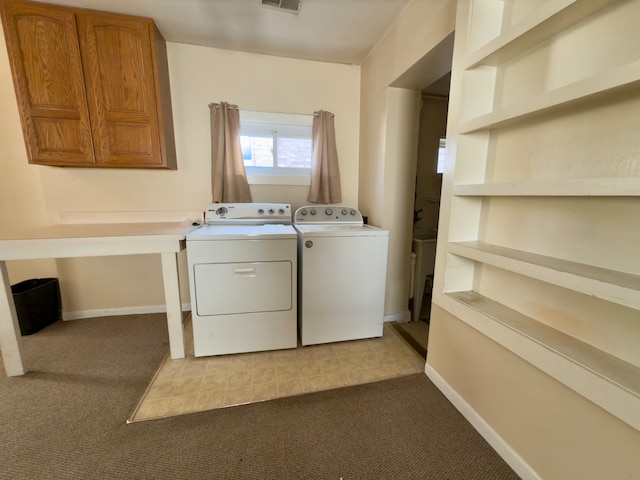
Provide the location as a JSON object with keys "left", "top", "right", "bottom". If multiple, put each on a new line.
{"left": 294, "top": 205, "right": 363, "bottom": 225}
{"left": 205, "top": 203, "right": 292, "bottom": 224}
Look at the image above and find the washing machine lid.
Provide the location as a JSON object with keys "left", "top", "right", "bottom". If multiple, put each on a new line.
{"left": 294, "top": 224, "right": 388, "bottom": 237}
{"left": 187, "top": 224, "right": 297, "bottom": 240}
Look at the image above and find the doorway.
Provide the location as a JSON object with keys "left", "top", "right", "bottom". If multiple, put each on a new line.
{"left": 394, "top": 73, "right": 450, "bottom": 358}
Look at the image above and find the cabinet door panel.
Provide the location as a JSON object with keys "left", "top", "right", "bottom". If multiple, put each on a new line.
{"left": 77, "top": 13, "right": 162, "bottom": 166}
{"left": 107, "top": 122, "right": 152, "bottom": 155}
{"left": 33, "top": 118, "right": 85, "bottom": 153}
{"left": 1, "top": 1, "right": 95, "bottom": 165}
{"left": 93, "top": 27, "right": 147, "bottom": 114}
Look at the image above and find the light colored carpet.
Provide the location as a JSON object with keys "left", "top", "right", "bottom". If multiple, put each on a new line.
{"left": 0, "top": 313, "right": 519, "bottom": 479}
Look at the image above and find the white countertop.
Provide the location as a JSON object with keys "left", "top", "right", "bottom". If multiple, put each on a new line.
{"left": 0, "top": 222, "right": 198, "bottom": 260}
{"left": 0, "top": 221, "right": 198, "bottom": 240}
{"left": 0, "top": 221, "right": 196, "bottom": 375}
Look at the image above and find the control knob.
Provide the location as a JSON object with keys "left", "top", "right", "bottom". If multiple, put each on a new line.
{"left": 310, "top": 208, "right": 317, "bottom": 215}
{"left": 257, "top": 209, "right": 264, "bottom": 215}
{"left": 278, "top": 208, "right": 285, "bottom": 214}
{"left": 216, "top": 207, "right": 228, "bottom": 215}
{"left": 325, "top": 208, "right": 333, "bottom": 216}
{"left": 268, "top": 209, "right": 275, "bottom": 214}
{"left": 341, "top": 208, "right": 348, "bottom": 215}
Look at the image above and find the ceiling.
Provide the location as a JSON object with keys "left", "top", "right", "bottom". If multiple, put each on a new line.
{"left": 39, "top": 0, "right": 415, "bottom": 65}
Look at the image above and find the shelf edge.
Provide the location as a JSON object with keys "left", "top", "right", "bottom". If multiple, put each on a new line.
{"left": 439, "top": 291, "right": 640, "bottom": 432}
{"left": 447, "top": 241, "right": 640, "bottom": 311}
{"left": 464, "top": 0, "right": 619, "bottom": 69}
{"left": 459, "top": 59, "right": 640, "bottom": 133}
{"left": 451, "top": 178, "right": 640, "bottom": 197}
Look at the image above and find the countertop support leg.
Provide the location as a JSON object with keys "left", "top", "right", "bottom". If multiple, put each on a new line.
{"left": 161, "top": 252, "right": 185, "bottom": 359}
{"left": 0, "top": 261, "right": 26, "bottom": 376}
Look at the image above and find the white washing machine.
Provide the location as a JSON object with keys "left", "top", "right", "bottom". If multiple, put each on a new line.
{"left": 186, "top": 203, "right": 297, "bottom": 357}
{"left": 293, "top": 205, "right": 389, "bottom": 346}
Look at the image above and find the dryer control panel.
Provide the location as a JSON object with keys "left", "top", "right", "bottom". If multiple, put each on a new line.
{"left": 205, "top": 203, "right": 291, "bottom": 225}
{"left": 294, "top": 205, "right": 363, "bottom": 225}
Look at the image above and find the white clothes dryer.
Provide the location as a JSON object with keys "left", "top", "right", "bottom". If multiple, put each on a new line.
{"left": 187, "top": 203, "right": 297, "bottom": 357}
{"left": 293, "top": 205, "right": 389, "bottom": 346}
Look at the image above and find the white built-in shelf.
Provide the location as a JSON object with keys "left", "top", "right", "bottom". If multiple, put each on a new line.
{"left": 439, "top": 0, "right": 640, "bottom": 441}
{"left": 452, "top": 177, "right": 640, "bottom": 197}
{"left": 464, "top": 0, "right": 619, "bottom": 69}
{"left": 459, "top": 59, "right": 640, "bottom": 134}
{"left": 448, "top": 241, "right": 640, "bottom": 311}
{"left": 445, "top": 290, "right": 640, "bottom": 432}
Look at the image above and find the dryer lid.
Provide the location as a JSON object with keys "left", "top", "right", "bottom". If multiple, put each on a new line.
{"left": 187, "top": 224, "right": 297, "bottom": 240}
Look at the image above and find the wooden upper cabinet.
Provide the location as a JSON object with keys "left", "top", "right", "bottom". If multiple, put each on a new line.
{"left": 0, "top": 0, "right": 177, "bottom": 169}
{"left": 1, "top": 1, "right": 95, "bottom": 165}
{"left": 77, "top": 12, "right": 172, "bottom": 167}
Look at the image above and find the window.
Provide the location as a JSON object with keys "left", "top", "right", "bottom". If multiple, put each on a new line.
{"left": 437, "top": 136, "right": 446, "bottom": 174}
{"left": 239, "top": 110, "right": 313, "bottom": 185}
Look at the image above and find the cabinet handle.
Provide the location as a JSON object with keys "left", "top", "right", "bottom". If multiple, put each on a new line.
{"left": 233, "top": 267, "right": 256, "bottom": 277}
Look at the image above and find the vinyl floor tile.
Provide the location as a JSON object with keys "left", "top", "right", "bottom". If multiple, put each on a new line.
{"left": 129, "top": 322, "right": 424, "bottom": 422}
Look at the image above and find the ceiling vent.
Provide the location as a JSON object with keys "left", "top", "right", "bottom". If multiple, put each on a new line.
{"left": 261, "top": 0, "right": 301, "bottom": 14}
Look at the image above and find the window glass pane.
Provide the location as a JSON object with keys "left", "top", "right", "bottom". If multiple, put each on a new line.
{"left": 241, "top": 135, "right": 274, "bottom": 167}
{"left": 437, "top": 137, "right": 446, "bottom": 174}
{"left": 276, "top": 136, "right": 312, "bottom": 168}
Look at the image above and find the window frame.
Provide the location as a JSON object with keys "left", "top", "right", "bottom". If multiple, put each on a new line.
{"left": 239, "top": 110, "right": 313, "bottom": 185}
{"left": 437, "top": 136, "right": 446, "bottom": 174}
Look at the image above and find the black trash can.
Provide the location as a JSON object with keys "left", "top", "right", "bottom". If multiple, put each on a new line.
{"left": 11, "top": 278, "right": 62, "bottom": 336}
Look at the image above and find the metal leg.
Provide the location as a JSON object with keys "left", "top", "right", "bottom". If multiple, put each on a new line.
{"left": 0, "top": 261, "right": 26, "bottom": 376}
{"left": 160, "top": 252, "right": 185, "bottom": 359}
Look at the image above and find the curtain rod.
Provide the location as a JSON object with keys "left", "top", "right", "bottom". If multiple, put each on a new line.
{"left": 242, "top": 108, "right": 334, "bottom": 117}
{"left": 209, "top": 104, "right": 334, "bottom": 117}
{"left": 209, "top": 103, "right": 238, "bottom": 110}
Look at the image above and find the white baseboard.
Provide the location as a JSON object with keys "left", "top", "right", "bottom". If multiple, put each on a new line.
{"left": 424, "top": 363, "right": 540, "bottom": 480}
{"left": 384, "top": 310, "right": 411, "bottom": 323}
{"left": 62, "top": 303, "right": 191, "bottom": 321}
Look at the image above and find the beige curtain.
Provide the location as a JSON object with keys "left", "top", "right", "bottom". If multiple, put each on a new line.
{"left": 210, "top": 102, "right": 252, "bottom": 203}
{"left": 308, "top": 110, "right": 341, "bottom": 204}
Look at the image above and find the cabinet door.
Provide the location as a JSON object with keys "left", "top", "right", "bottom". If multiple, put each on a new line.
{"left": 76, "top": 12, "right": 165, "bottom": 167}
{"left": 1, "top": 1, "right": 95, "bottom": 165}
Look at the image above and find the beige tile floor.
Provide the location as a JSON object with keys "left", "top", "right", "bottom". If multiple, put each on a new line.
{"left": 129, "top": 322, "right": 425, "bottom": 422}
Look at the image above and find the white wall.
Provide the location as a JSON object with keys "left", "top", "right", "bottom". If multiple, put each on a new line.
{"left": 0, "top": 35, "right": 361, "bottom": 316}
{"left": 166, "top": 43, "right": 361, "bottom": 211}
{"left": 359, "top": 0, "right": 456, "bottom": 320}
{"left": 381, "top": 87, "right": 421, "bottom": 321}
{"left": 429, "top": 304, "right": 640, "bottom": 480}
{"left": 0, "top": 25, "right": 57, "bottom": 283}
